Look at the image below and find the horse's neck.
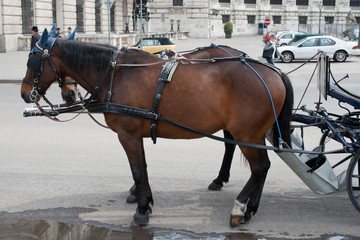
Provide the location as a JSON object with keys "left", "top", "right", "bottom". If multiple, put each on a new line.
{"left": 61, "top": 60, "right": 107, "bottom": 100}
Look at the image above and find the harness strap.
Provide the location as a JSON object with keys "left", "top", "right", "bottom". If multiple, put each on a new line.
{"left": 47, "top": 57, "right": 64, "bottom": 78}
{"left": 150, "top": 60, "right": 179, "bottom": 144}
{"left": 58, "top": 78, "right": 76, "bottom": 88}
{"left": 85, "top": 101, "right": 345, "bottom": 155}
{"left": 106, "top": 50, "right": 120, "bottom": 108}
{"left": 84, "top": 55, "right": 116, "bottom": 108}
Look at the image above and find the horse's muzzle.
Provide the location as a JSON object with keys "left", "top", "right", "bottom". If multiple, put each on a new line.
{"left": 62, "top": 90, "right": 77, "bottom": 106}
{"left": 21, "top": 91, "right": 31, "bottom": 103}
{"left": 21, "top": 89, "right": 40, "bottom": 103}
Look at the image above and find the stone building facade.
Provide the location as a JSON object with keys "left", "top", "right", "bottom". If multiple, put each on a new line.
{"left": 0, "top": 0, "right": 359, "bottom": 52}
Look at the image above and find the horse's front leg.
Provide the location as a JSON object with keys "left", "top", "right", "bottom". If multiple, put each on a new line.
{"left": 118, "top": 133, "right": 153, "bottom": 225}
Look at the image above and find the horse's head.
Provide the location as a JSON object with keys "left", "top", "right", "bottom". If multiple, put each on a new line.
{"left": 59, "top": 76, "right": 77, "bottom": 105}
{"left": 50, "top": 24, "right": 79, "bottom": 105}
{"left": 21, "top": 29, "right": 64, "bottom": 103}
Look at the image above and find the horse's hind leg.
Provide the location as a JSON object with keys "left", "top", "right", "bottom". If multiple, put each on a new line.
{"left": 208, "top": 130, "right": 236, "bottom": 191}
{"left": 118, "top": 133, "right": 153, "bottom": 225}
{"left": 230, "top": 142, "right": 270, "bottom": 227}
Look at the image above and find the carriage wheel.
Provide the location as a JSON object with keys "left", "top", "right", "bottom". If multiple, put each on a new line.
{"left": 347, "top": 151, "right": 360, "bottom": 212}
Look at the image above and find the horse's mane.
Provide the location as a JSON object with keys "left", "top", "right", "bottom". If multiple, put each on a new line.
{"left": 120, "top": 46, "right": 157, "bottom": 57}
{"left": 58, "top": 40, "right": 117, "bottom": 73}
{"left": 118, "top": 47, "right": 161, "bottom": 63}
{"left": 196, "top": 44, "right": 246, "bottom": 54}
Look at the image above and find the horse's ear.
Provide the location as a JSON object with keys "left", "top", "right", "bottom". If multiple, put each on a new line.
{"left": 67, "top": 26, "right": 77, "bottom": 40}
{"left": 38, "top": 28, "right": 48, "bottom": 47}
{"left": 49, "top": 23, "right": 56, "bottom": 38}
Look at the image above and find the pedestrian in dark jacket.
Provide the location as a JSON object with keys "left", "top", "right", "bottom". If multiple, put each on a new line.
{"left": 55, "top": 28, "right": 62, "bottom": 38}
{"left": 31, "top": 26, "right": 40, "bottom": 50}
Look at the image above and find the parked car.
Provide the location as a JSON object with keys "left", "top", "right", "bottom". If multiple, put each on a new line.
{"left": 276, "top": 31, "right": 307, "bottom": 46}
{"left": 278, "top": 35, "right": 360, "bottom": 63}
{"left": 343, "top": 28, "right": 359, "bottom": 40}
{"left": 288, "top": 34, "right": 323, "bottom": 46}
{"left": 263, "top": 31, "right": 282, "bottom": 43}
{"left": 128, "top": 37, "right": 176, "bottom": 54}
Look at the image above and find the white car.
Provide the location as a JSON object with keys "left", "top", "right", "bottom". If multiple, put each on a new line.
{"left": 278, "top": 35, "right": 360, "bottom": 63}
{"left": 276, "top": 31, "right": 306, "bottom": 46}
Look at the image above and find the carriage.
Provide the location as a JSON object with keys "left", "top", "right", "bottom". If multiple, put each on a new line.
{"left": 21, "top": 30, "right": 359, "bottom": 226}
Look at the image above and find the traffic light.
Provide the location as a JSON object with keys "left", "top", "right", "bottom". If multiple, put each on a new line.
{"left": 137, "top": 6, "right": 147, "bottom": 18}
{"left": 136, "top": 0, "right": 147, "bottom": 6}
{"left": 145, "top": 11, "right": 150, "bottom": 22}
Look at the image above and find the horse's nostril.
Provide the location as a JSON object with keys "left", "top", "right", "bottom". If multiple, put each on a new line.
{"left": 70, "top": 90, "right": 76, "bottom": 98}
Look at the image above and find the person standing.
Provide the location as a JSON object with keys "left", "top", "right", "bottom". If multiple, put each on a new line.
{"left": 30, "top": 26, "right": 40, "bottom": 50}
{"left": 262, "top": 33, "right": 282, "bottom": 65}
{"left": 55, "top": 27, "right": 62, "bottom": 38}
{"left": 67, "top": 27, "right": 72, "bottom": 38}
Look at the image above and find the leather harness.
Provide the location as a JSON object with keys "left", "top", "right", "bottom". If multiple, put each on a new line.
{"left": 86, "top": 54, "right": 282, "bottom": 144}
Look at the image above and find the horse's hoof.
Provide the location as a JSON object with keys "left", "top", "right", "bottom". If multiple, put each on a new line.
{"left": 230, "top": 215, "right": 243, "bottom": 227}
{"left": 208, "top": 181, "right": 223, "bottom": 191}
{"left": 243, "top": 212, "right": 252, "bottom": 223}
{"left": 126, "top": 194, "right": 138, "bottom": 204}
{"left": 133, "top": 212, "right": 149, "bottom": 226}
{"left": 230, "top": 200, "right": 246, "bottom": 227}
{"left": 130, "top": 184, "right": 136, "bottom": 195}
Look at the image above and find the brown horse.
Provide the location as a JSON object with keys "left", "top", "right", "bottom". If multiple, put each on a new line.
{"left": 182, "top": 45, "right": 248, "bottom": 191}
{"left": 126, "top": 45, "right": 249, "bottom": 202}
{"left": 21, "top": 30, "right": 293, "bottom": 227}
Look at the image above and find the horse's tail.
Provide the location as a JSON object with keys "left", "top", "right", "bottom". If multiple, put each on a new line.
{"left": 272, "top": 73, "right": 294, "bottom": 148}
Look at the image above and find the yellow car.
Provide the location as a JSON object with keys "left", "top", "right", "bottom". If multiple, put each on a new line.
{"left": 128, "top": 37, "right": 176, "bottom": 55}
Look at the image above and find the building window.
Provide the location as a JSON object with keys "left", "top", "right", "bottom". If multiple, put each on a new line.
{"left": 273, "top": 16, "right": 281, "bottom": 24}
{"left": 95, "top": 0, "right": 101, "bottom": 33}
{"left": 324, "top": 16, "right": 334, "bottom": 24}
{"left": 244, "top": 0, "right": 256, "bottom": 3}
{"left": 22, "top": 0, "right": 33, "bottom": 34}
{"left": 76, "top": 0, "right": 84, "bottom": 32}
{"left": 222, "top": 15, "right": 230, "bottom": 24}
{"left": 356, "top": 17, "right": 360, "bottom": 23}
{"left": 270, "top": 0, "right": 282, "bottom": 4}
{"left": 247, "top": 15, "right": 255, "bottom": 24}
{"left": 52, "top": 0, "right": 56, "bottom": 24}
{"left": 110, "top": 4, "right": 115, "bottom": 32}
{"left": 299, "top": 16, "right": 307, "bottom": 24}
{"left": 219, "top": 0, "right": 231, "bottom": 2}
{"left": 323, "top": 0, "right": 335, "bottom": 6}
{"left": 350, "top": 0, "right": 360, "bottom": 6}
{"left": 296, "top": 0, "right": 309, "bottom": 5}
{"left": 173, "top": 0, "right": 183, "bottom": 6}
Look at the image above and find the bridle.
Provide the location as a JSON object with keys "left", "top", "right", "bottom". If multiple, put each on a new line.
{"left": 23, "top": 40, "right": 64, "bottom": 103}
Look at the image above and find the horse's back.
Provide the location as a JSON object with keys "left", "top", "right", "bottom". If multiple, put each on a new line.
{"left": 153, "top": 60, "right": 286, "bottom": 139}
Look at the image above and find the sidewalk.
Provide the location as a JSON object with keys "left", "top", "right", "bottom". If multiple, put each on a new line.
{"left": 0, "top": 36, "right": 265, "bottom": 83}
{"left": 0, "top": 50, "right": 28, "bottom": 83}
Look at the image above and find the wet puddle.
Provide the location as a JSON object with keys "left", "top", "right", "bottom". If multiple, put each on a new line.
{"left": 0, "top": 219, "right": 358, "bottom": 240}
{"left": 0, "top": 219, "right": 254, "bottom": 240}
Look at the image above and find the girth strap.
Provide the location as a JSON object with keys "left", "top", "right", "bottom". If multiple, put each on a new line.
{"left": 150, "top": 60, "right": 179, "bottom": 144}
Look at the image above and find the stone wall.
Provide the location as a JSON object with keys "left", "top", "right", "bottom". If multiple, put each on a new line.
{"left": 0, "top": 0, "right": 360, "bottom": 52}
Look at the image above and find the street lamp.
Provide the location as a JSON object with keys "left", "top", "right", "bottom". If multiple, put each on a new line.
{"left": 177, "top": 20, "right": 181, "bottom": 32}
{"left": 315, "top": 1, "right": 323, "bottom": 34}
{"left": 124, "top": 14, "right": 130, "bottom": 33}
{"left": 170, "top": 19, "right": 174, "bottom": 32}
{"left": 132, "top": 9, "right": 137, "bottom": 31}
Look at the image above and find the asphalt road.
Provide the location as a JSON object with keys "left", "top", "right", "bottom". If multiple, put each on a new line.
{"left": 0, "top": 36, "right": 360, "bottom": 239}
